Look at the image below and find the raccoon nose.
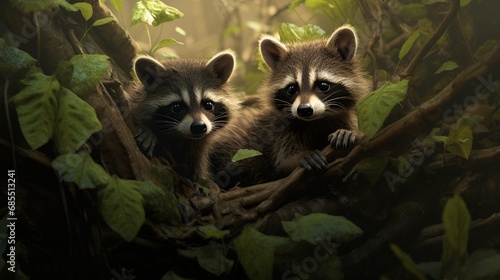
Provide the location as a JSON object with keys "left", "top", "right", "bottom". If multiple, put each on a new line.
{"left": 190, "top": 120, "right": 207, "bottom": 135}
{"left": 297, "top": 104, "right": 314, "bottom": 118}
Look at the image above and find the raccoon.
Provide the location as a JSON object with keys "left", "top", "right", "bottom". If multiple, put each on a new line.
{"left": 131, "top": 50, "right": 240, "bottom": 181}
{"left": 210, "top": 25, "right": 371, "bottom": 188}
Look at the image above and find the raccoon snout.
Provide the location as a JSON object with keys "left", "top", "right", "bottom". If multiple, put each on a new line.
{"left": 190, "top": 120, "right": 207, "bottom": 135}
{"left": 297, "top": 104, "right": 314, "bottom": 118}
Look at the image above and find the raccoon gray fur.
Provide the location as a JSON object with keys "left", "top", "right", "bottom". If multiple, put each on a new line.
{"left": 210, "top": 25, "right": 371, "bottom": 189}
{"left": 131, "top": 50, "right": 240, "bottom": 181}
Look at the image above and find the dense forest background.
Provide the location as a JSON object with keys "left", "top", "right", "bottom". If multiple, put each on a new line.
{"left": 1, "top": 0, "right": 500, "bottom": 279}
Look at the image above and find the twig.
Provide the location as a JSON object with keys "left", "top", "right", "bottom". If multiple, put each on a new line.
{"left": 0, "top": 137, "right": 53, "bottom": 168}
{"left": 193, "top": 41, "right": 500, "bottom": 228}
{"left": 399, "top": 0, "right": 461, "bottom": 79}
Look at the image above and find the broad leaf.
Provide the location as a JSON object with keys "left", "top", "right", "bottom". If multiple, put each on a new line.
{"left": 357, "top": 79, "right": 409, "bottom": 137}
{"left": 231, "top": 149, "right": 263, "bottom": 162}
{"left": 151, "top": 38, "right": 183, "bottom": 54}
{"left": 0, "top": 39, "right": 36, "bottom": 77}
{"left": 433, "top": 115, "right": 482, "bottom": 159}
{"left": 282, "top": 213, "right": 362, "bottom": 245}
{"left": 390, "top": 244, "right": 427, "bottom": 280}
{"left": 355, "top": 152, "right": 389, "bottom": 184}
{"left": 52, "top": 152, "right": 110, "bottom": 189}
{"left": 92, "top": 17, "right": 114, "bottom": 27}
{"left": 278, "top": 23, "right": 325, "bottom": 43}
{"left": 462, "top": 249, "right": 500, "bottom": 280}
{"left": 175, "top": 26, "right": 186, "bottom": 36}
{"left": 234, "top": 227, "right": 288, "bottom": 280}
{"left": 196, "top": 242, "right": 234, "bottom": 276}
{"left": 54, "top": 87, "right": 101, "bottom": 154}
{"left": 11, "top": 72, "right": 59, "bottom": 149}
{"left": 399, "top": 30, "right": 421, "bottom": 60}
{"left": 131, "top": 0, "right": 184, "bottom": 27}
{"left": 65, "top": 54, "right": 110, "bottom": 96}
{"left": 435, "top": 61, "right": 459, "bottom": 74}
{"left": 57, "top": 0, "right": 78, "bottom": 12}
{"left": 98, "top": 176, "right": 145, "bottom": 242}
{"left": 198, "top": 225, "right": 230, "bottom": 240}
{"left": 442, "top": 195, "right": 470, "bottom": 263}
{"left": 73, "top": 2, "right": 93, "bottom": 21}
{"left": 140, "top": 181, "right": 182, "bottom": 225}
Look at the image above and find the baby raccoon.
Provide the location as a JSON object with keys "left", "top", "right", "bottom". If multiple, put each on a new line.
{"left": 131, "top": 50, "right": 239, "bottom": 181}
{"left": 210, "top": 25, "right": 371, "bottom": 188}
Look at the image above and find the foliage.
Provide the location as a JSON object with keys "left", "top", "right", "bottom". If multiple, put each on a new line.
{"left": 392, "top": 196, "right": 500, "bottom": 280}
{"left": 357, "top": 79, "right": 409, "bottom": 137}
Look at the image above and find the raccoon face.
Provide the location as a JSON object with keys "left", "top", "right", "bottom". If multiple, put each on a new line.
{"left": 260, "top": 25, "right": 361, "bottom": 121}
{"left": 133, "top": 51, "right": 237, "bottom": 141}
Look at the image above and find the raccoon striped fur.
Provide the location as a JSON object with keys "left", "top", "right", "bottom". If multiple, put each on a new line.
{"left": 210, "top": 25, "right": 371, "bottom": 188}
{"left": 131, "top": 50, "right": 240, "bottom": 181}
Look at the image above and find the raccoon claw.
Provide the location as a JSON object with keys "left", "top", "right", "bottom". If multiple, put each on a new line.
{"left": 300, "top": 150, "right": 328, "bottom": 172}
{"left": 328, "top": 129, "right": 356, "bottom": 149}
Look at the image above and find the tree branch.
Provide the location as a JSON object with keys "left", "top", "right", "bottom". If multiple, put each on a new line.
{"left": 399, "top": 0, "right": 461, "bottom": 79}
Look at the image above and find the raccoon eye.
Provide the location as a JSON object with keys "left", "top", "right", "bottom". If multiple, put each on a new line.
{"left": 286, "top": 84, "right": 299, "bottom": 96}
{"left": 316, "top": 82, "right": 331, "bottom": 92}
{"left": 202, "top": 101, "right": 214, "bottom": 111}
{"left": 170, "top": 102, "right": 185, "bottom": 114}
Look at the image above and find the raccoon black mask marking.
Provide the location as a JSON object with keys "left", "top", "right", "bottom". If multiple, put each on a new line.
{"left": 209, "top": 25, "right": 371, "bottom": 188}
{"left": 131, "top": 50, "right": 239, "bottom": 181}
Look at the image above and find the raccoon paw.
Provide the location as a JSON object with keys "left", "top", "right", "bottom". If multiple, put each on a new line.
{"left": 328, "top": 129, "right": 357, "bottom": 149}
{"left": 299, "top": 150, "right": 328, "bottom": 172}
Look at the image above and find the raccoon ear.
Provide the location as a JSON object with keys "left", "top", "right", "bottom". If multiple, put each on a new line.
{"left": 259, "top": 35, "right": 288, "bottom": 71}
{"left": 134, "top": 56, "right": 165, "bottom": 87}
{"left": 326, "top": 25, "right": 358, "bottom": 61}
{"left": 206, "top": 50, "right": 236, "bottom": 84}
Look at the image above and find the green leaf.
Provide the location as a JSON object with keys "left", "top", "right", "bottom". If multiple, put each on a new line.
{"left": 289, "top": 0, "right": 305, "bottom": 9}
{"left": 54, "top": 87, "right": 101, "bottom": 154}
{"left": 10, "top": 0, "right": 59, "bottom": 13}
{"left": 434, "top": 61, "right": 459, "bottom": 74}
{"left": 357, "top": 79, "right": 409, "bottom": 137}
{"left": 140, "top": 181, "right": 181, "bottom": 225}
{"left": 234, "top": 227, "right": 288, "bottom": 280}
{"left": 282, "top": 213, "right": 362, "bottom": 245}
{"left": 462, "top": 249, "right": 500, "bottom": 280}
{"left": 52, "top": 152, "right": 110, "bottom": 189}
{"left": 161, "top": 271, "right": 192, "bottom": 280}
{"left": 73, "top": 2, "right": 93, "bottom": 21}
{"left": 355, "top": 152, "right": 389, "bottom": 184}
{"left": 151, "top": 38, "right": 183, "bottom": 54}
{"left": 399, "top": 30, "right": 421, "bottom": 60}
{"left": 231, "top": 149, "right": 263, "bottom": 162}
{"left": 198, "top": 225, "right": 230, "bottom": 240}
{"left": 57, "top": 0, "right": 78, "bottom": 12}
{"left": 474, "top": 40, "right": 496, "bottom": 61}
{"left": 98, "top": 175, "right": 145, "bottom": 242}
{"left": 109, "top": 0, "right": 124, "bottom": 13}
{"left": 390, "top": 244, "right": 427, "bottom": 280}
{"left": 433, "top": 115, "right": 482, "bottom": 159}
{"left": 64, "top": 54, "right": 110, "bottom": 96}
{"left": 92, "top": 17, "right": 114, "bottom": 27}
{"left": 460, "top": 0, "right": 472, "bottom": 7}
{"left": 196, "top": 242, "right": 234, "bottom": 276}
{"left": 0, "top": 39, "right": 37, "bottom": 77}
{"left": 131, "top": 0, "right": 184, "bottom": 27}
{"left": 442, "top": 195, "right": 470, "bottom": 262}
{"left": 278, "top": 23, "right": 326, "bottom": 43}
{"left": 175, "top": 26, "right": 186, "bottom": 36}
{"left": 11, "top": 72, "right": 59, "bottom": 149}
